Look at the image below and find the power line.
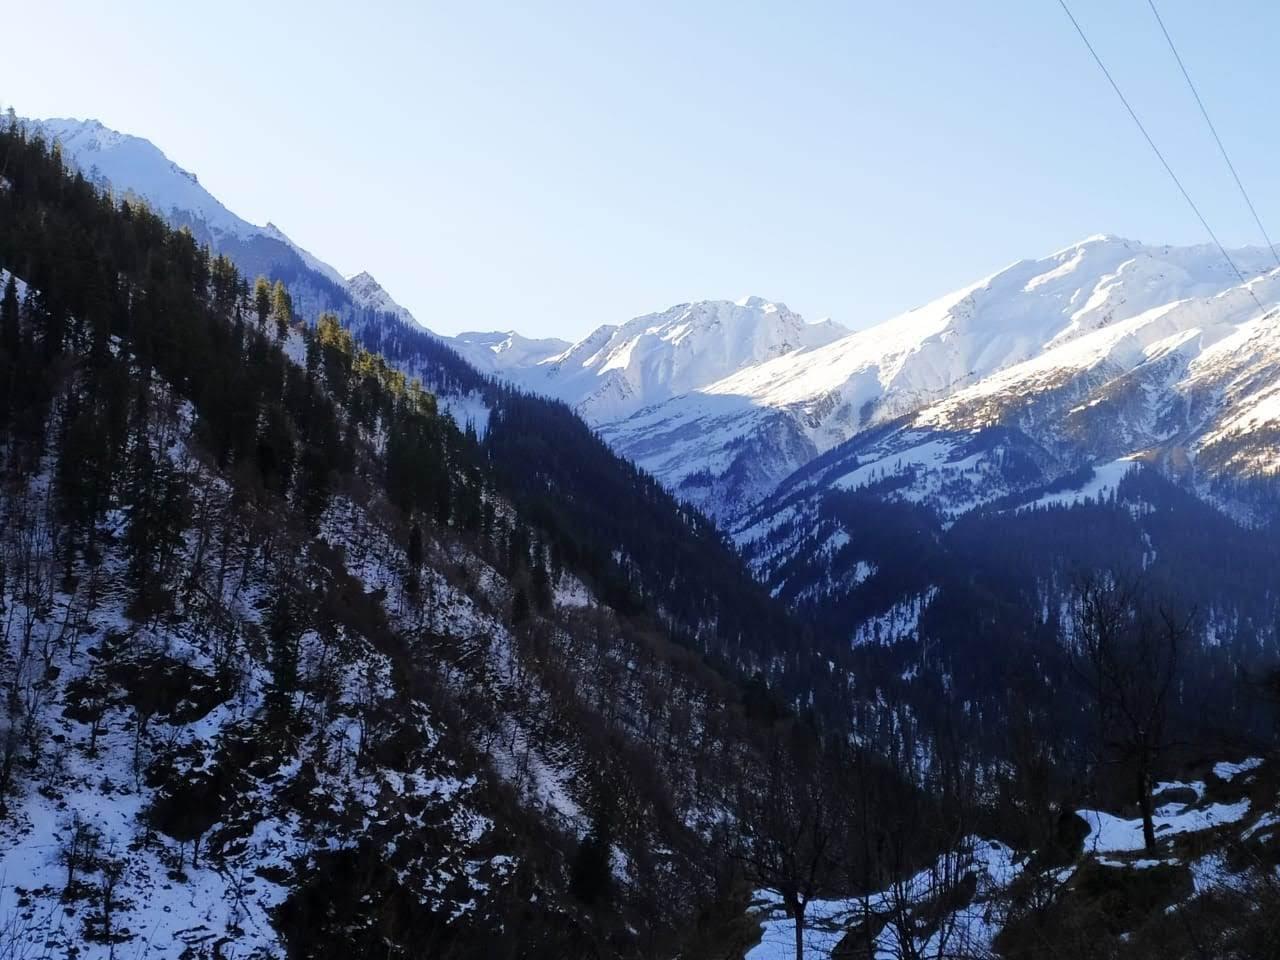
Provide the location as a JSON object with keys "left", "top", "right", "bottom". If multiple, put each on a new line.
{"left": 1146, "top": 0, "right": 1280, "bottom": 268}
{"left": 1054, "top": 0, "right": 1266, "bottom": 314}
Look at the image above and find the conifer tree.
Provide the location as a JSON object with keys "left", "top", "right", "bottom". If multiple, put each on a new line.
{"left": 531, "top": 545, "right": 552, "bottom": 612}
{"left": 123, "top": 435, "right": 189, "bottom": 620}
{"left": 271, "top": 280, "right": 292, "bottom": 340}
{"left": 0, "top": 275, "right": 18, "bottom": 355}
{"left": 253, "top": 277, "right": 271, "bottom": 328}
{"left": 210, "top": 255, "right": 239, "bottom": 318}
{"left": 0, "top": 275, "right": 17, "bottom": 428}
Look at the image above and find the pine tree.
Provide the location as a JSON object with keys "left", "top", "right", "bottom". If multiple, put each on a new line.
{"left": 253, "top": 277, "right": 271, "bottom": 329}
{"left": 296, "top": 445, "right": 331, "bottom": 528}
{"left": 271, "top": 280, "right": 292, "bottom": 340}
{"left": 0, "top": 275, "right": 18, "bottom": 355}
{"left": 123, "top": 434, "right": 189, "bottom": 620}
{"left": 255, "top": 402, "right": 297, "bottom": 495}
{"left": 210, "top": 255, "right": 239, "bottom": 318}
{"left": 0, "top": 275, "right": 17, "bottom": 429}
{"left": 531, "top": 545, "right": 552, "bottom": 612}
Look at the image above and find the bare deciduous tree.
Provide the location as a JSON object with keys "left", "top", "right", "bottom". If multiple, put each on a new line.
{"left": 1073, "top": 574, "right": 1189, "bottom": 851}
{"left": 736, "top": 727, "right": 841, "bottom": 960}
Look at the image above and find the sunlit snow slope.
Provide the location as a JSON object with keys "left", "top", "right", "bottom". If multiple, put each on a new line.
{"left": 602, "top": 236, "right": 1280, "bottom": 522}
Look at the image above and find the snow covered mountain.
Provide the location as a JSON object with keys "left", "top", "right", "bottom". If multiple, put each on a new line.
{"left": 743, "top": 244, "right": 1280, "bottom": 534}
{"left": 32, "top": 117, "right": 340, "bottom": 278}
{"left": 600, "top": 236, "right": 1280, "bottom": 523}
{"left": 345, "top": 269, "right": 420, "bottom": 325}
{"left": 1, "top": 130, "right": 837, "bottom": 956}
{"left": 450, "top": 329, "right": 572, "bottom": 375}
{"left": 25, "top": 115, "right": 1280, "bottom": 532}
{"left": 26, "top": 116, "right": 848, "bottom": 423}
{"left": 25, "top": 116, "right": 430, "bottom": 330}
{"left": 16, "top": 100, "right": 1280, "bottom": 960}
{"left": 500, "top": 296, "right": 847, "bottom": 423}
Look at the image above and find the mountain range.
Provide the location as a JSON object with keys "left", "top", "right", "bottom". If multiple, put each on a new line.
{"left": 32, "top": 116, "right": 1280, "bottom": 533}
{"left": 27, "top": 112, "right": 1280, "bottom": 669}
{"left": 6, "top": 111, "right": 1280, "bottom": 959}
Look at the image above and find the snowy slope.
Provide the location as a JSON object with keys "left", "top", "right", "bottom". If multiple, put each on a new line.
{"left": 894, "top": 265, "right": 1280, "bottom": 486}
{"left": 35, "top": 117, "right": 254, "bottom": 240}
{"left": 28, "top": 116, "right": 430, "bottom": 329}
{"left": 602, "top": 236, "right": 1280, "bottom": 522}
{"left": 451, "top": 329, "right": 572, "bottom": 375}
{"left": 32, "top": 117, "right": 344, "bottom": 281}
{"left": 731, "top": 252, "right": 1280, "bottom": 614}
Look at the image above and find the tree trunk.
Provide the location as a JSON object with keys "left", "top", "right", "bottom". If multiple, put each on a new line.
{"left": 1138, "top": 764, "right": 1156, "bottom": 851}
{"left": 793, "top": 901, "right": 805, "bottom": 960}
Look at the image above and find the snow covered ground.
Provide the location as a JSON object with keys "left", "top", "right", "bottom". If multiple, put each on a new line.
{"left": 1016, "top": 458, "right": 1139, "bottom": 512}
{"left": 742, "top": 759, "right": 1280, "bottom": 960}
{"left": 1079, "top": 800, "right": 1252, "bottom": 854}
{"left": 745, "top": 838, "right": 1019, "bottom": 960}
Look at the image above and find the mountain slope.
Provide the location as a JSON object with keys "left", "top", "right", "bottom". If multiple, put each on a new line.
{"left": 602, "top": 236, "right": 1280, "bottom": 522}
{"left": 0, "top": 117, "right": 845, "bottom": 958}
{"left": 25, "top": 116, "right": 428, "bottom": 335}
{"left": 9, "top": 104, "right": 1280, "bottom": 960}
{"left": 738, "top": 257, "right": 1280, "bottom": 545}
{"left": 723, "top": 255, "right": 1280, "bottom": 722}
{"left": 33, "top": 117, "right": 344, "bottom": 281}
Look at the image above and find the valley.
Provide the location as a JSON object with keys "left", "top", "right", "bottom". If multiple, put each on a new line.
{"left": 1, "top": 107, "right": 1278, "bottom": 959}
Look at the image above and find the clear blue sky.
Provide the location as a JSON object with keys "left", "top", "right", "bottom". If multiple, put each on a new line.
{"left": 4, "top": 1, "right": 1279, "bottom": 338}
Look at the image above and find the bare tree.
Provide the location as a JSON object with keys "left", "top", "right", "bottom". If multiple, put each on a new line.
{"left": 736, "top": 727, "right": 841, "bottom": 960}
{"left": 855, "top": 724, "right": 996, "bottom": 960}
{"left": 1072, "top": 574, "right": 1189, "bottom": 851}
{"left": 57, "top": 813, "right": 102, "bottom": 898}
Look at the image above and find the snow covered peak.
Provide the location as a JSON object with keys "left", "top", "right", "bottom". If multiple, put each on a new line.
{"left": 39, "top": 117, "right": 135, "bottom": 154}
{"left": 600, "top": 237, "right": 1280, "bottom": 523}
{"left": 510, "top": 297, "right": 848, "bottom": 423}
{"left": 344, "top": 270, "right": 420, "bottom": 326}
{"left": 25, "top": 115, "right": 356, "bottom": 293}
{"left": 33, "top": 116, "right": 246, "bottom": 236}
{"left": 690, "top": 236, "right": 1275, "bottom": 422}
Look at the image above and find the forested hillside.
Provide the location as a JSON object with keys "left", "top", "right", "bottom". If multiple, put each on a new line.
{"left": 6, "top": 111, "right": 1280, "bottom": 960}
{"left": 0, "top": 116, "right": 875, "bottom": 957}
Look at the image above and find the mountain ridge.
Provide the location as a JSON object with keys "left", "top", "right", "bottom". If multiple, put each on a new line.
{"left": 600, "top": 234, "right": 1280, "bottom": 522}
{"left": 508, "top": 296, "right": 848, "bottom": 423}
{"left": 22, "top": 115, "right": 430, "bottom": 330}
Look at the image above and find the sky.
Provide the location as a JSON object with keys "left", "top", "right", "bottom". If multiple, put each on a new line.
{"left": 4, "top": 1, "right": 1280, "bottom": 339}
